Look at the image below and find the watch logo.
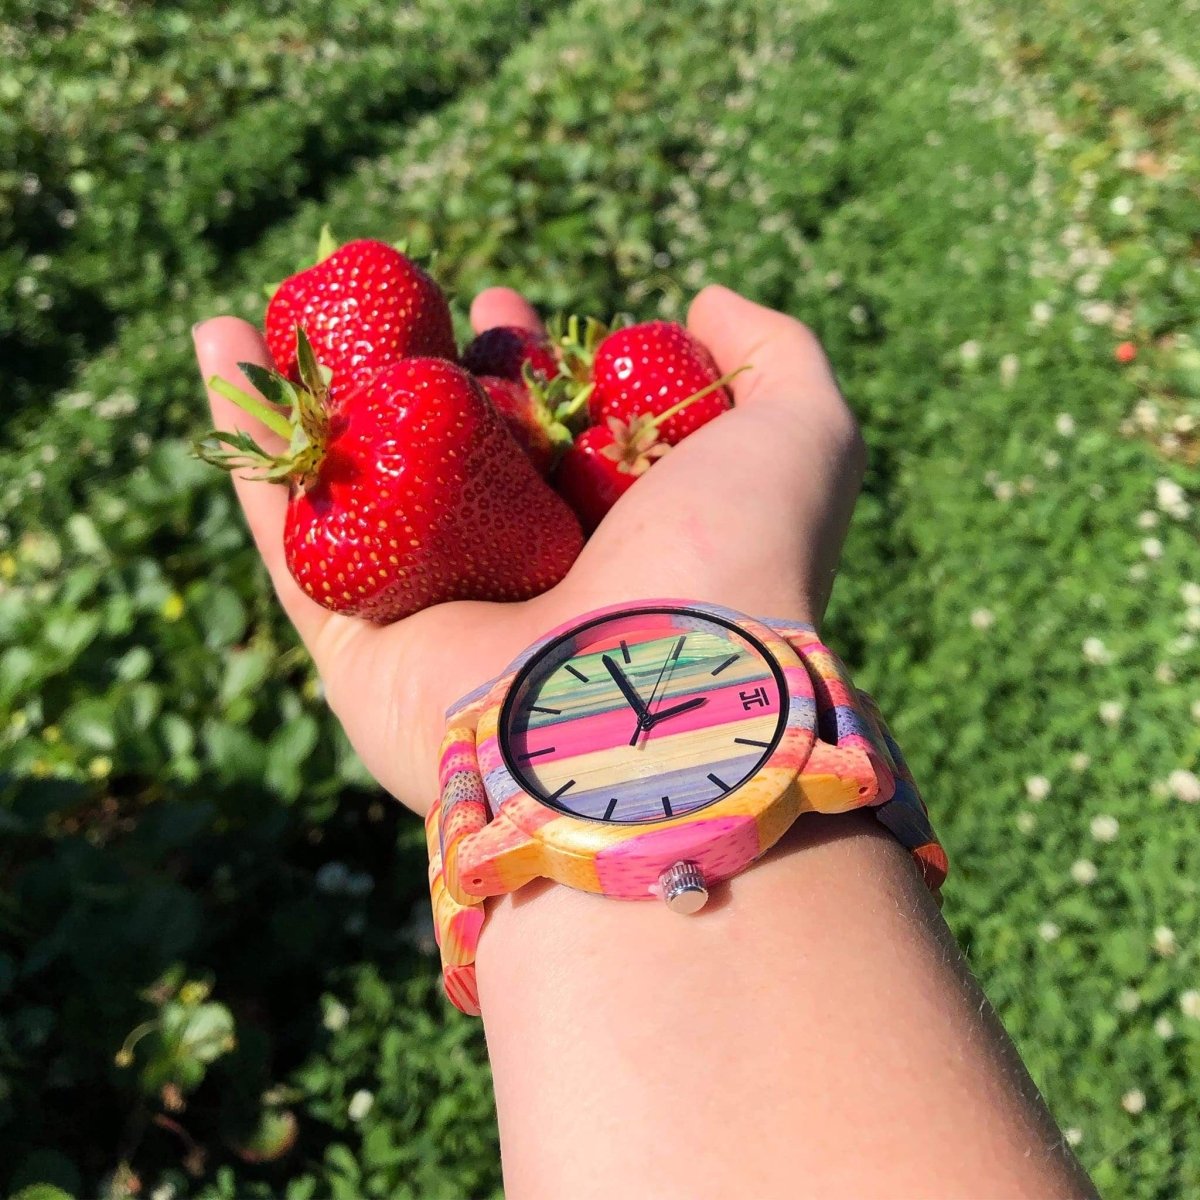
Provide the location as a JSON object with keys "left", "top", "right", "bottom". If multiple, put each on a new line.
{"left": 739, "top": 686, "right": 770, "bottom": 711}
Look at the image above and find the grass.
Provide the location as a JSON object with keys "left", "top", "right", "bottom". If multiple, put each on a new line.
{"left": 0, "top": 0, "right": 1196, "bottom": 1196}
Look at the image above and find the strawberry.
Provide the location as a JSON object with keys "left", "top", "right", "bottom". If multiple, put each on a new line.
{"left": 587, "top": 320, "right": 732, "bottom": 445}
{"left": 462, "top": 326, "right": 559, "bottom": 383}
{"left": 551, "top": 371, "right": 738, "bottom": 532}
{"left": 477, "top": 376, "right": 559, "bottom": 476}
{"left": 553, "top": 420, "right": 665, "bottom": 534}
{"left": 199, "top": 332, "right": 582, "bottom": 622}
{"left": 265, "top": 234, "right": 456, "bottom": 390}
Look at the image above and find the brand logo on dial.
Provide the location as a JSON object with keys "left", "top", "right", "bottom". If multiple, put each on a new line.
{"left": 499, "top": 607, "right": 787, "bottom": 824}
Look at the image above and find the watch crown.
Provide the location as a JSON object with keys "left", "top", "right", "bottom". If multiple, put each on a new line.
{"left": 660, "top": 860, "right": 708, "bottom": 913}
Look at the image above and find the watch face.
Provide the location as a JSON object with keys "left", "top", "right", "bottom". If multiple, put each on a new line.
{"left": 499, "top": 606, "right": 787, "bottom": 824}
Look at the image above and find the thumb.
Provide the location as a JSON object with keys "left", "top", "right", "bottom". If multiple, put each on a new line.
{"left": 686, "top": 285, "right": 862, "bottom": 454}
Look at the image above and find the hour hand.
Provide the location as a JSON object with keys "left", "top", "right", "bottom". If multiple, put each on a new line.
{"left": 602, "top": 654, "right": 648, "bottom": 721}
{"left": 648, "top": 695, "right": 707, "bottom": 726}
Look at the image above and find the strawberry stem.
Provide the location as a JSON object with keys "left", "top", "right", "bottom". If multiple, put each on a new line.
{"left": 208, "top": 376, "right": 292, "bottom": 441}
{"left": 648, "top": 364, "right": 749, "bottom": 429}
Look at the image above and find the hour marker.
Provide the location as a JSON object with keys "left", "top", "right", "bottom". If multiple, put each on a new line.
{"left": 548, "top": 779, "right": 576, "bottom": 804}
{"left": 711, "top": 653, "right": 739, "bottom": 676}
{"left": 661, "top": 796, "right": 673, "bottom": 817}
{"left": 734, "top": 737, "right": 771, "bottom": 748}
{"left": 530, "top": 705, "right": 561, "bottom": 715}
{"left": 620, "top": 639, "right": 631, "bottom": 664}
{"left": 519, "top": 747, "right": 555, "bottom": 760}
{"left": 604, "top": 798, "right": 619, "bottom": 821}
{"left": 565, "top": 664, "right": 589, "bottom": 683}
{"left": 707, "top": 773, "right": 729, "bottom": 793}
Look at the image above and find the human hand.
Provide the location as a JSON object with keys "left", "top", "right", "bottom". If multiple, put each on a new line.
{"left": 192, "top": 284, "right": 866, "bottom": 815}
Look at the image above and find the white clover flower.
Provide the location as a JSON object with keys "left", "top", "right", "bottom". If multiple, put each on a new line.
{"left": 1099, "top": 701, "right": 1125, "bottom": 727}
{"left": 1089, "top": 483, "right": 1107, "bottom": 501}
{"left": 1137, "top": 510, "right": 1160, "bottom": 529}
{"left": 1154, "top": 1016, "right": 1175, "bottom": 1039}
{"left": 1000, "top": 353, "right": 1020, "bottom": 385}
{"left": 1151, "top": 778, "right": 1171, "bottom": 801}
{"left": 1065, "top": 1127, "right": 1083, "bottom": 1147}
{"left": 1153, "top": 926, "right": 1178, "bottom": 957}
{"left": 1043, "top": 449, "right": 1061, "bottom": 469}
{"left": 1090, "top": 814, "right": 1120, "bottom": 842}
{"left": 1128, "top": 563, "right": 1149, "bottom": 582}
{"left": 1110, "top": 194, "right": 1133, "bottom": 216}
{"left": 1018, "top": 475, "right": 1037, "bottom": 495}
{"left": 1185, "top": 609, "right": 1200, "bottom": 632}
{"left": 1155, "top": 477, "right": 1191, "bottom": 520}
{"left": 348, "top": 1089, "right": 375, "bottom": 1122}
{"left": 1070, "top": 752, "right": 1092, "bottom": 772}
{"left": 849, "top": 304, "right": 867, "bottom": 326}
{"left": 1016, "top": 811, "right": 1037, "bottom": 834}
{"left": 1116, "top": 988, "right": 1142, "bottom": 1014}
{"left": 151, "top": 1185, "right": 177, "bottom": 1200}
{"left": 1082, "top": 637, "right": 1112, "bottom": 665}
{"left": 1025, "top": 775, "right": 1051, "bottom": 802}
{"left": 1174, "top": 414, "right": 1197, "bottom": 434}
{"left": 1076, "top": 272, "right": 1100, "bottom": 295}
{"left": 959, "top": 340, "right": 982, "bottom": 366}
{"left": 1070, "top": 859, "right": 1098, "bottom": 886}
{"left": 1182, "top": 991, "right": 1200, "bottom": 1021}
{"left": 1121, "top": 1089, "right": 1146, "bottom": 1115}
{"left": 1192, "top": 699, "right": 1200, "bottom": 723}
{"left": 994, "top": 480, "right": 1015, "bottom": 502}
{"left": 323, "top": 999, "right": 350, "bottom": 1032}
{"left": 1055, "top": 412, "right": 1077, "bottom": 437}
{"left": 1142, "top": 537, "right": 1164, "bottom": 560}
{"left": 984, "top": 469, "right": 1000, "bottom": 487}
{"left": 1155, "top": 662, "right": 1176, "bottom": 685}
{"left": 1038, "top": 920, "right": 1061, "bottom": 942}
{"left": 971, "top": 608, "right": 996, "bottom": 631}
{"left": 1032, "top": 300, "right": 1054, "bottom": 324}
{"left": 1133, "top": 400, "right": 1160, "bottom": 431}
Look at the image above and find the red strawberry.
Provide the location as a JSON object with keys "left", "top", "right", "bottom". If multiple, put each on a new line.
{"left": 554, "top": 417, "right": 669, "bottom": 534}
{"left": 265, "top": 236, "right": 456, "bottom": 390}
{"left": 462, "top": 326, "right": 559, "bottom": 383}
{"left": 587, "top": 320, "right": 731, "bottom": 445}
{"left": 200, "top": 333, "right": 582, "bottom": 622}
{"left": 477, "top": 376, "right": 558, "bottom": 475}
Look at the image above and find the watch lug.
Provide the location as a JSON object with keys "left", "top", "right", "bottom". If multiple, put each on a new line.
{"left": 797, "top": 739, "right": 888, "bottom": 812}
{"left": 456, "top": 808, "right": 544, "bottom": 899}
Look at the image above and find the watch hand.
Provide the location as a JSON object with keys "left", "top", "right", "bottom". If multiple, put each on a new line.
{"left": 632, "top": 635, "right": 686, "bottom": 746}
{"left": 602, "top": 654, "right": 648, "bottom": 721}
{"left": 646, "top": 695, "right": 707, "bottom": 726}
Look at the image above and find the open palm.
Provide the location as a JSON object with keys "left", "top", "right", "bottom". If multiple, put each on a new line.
{"left": 194, "top": 284, "right": 865, "bottom": 814}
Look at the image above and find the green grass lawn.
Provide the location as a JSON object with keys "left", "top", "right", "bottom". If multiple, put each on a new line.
{"left": 1, "top": 1, "right": 1197, "bottom": 1196}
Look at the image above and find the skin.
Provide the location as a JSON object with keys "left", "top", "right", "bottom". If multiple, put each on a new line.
{"left": 194, "top": 285, "right": 1097, "bottom": 1199}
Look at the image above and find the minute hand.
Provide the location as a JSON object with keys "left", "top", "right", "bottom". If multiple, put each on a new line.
{"left": 602, "top": 655, "right": 648, "bottom": 721}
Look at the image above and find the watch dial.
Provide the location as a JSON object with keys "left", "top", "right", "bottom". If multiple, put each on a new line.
{"left": 499, "top": 606, "right": 786, "bottom": 823}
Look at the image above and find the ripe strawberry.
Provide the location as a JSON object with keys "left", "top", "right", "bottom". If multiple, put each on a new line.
{"left": 553, "top": 370, "right": 743, "bottom": 533}
{"left": 462, "top": 326, "right": 559, "bottom": 383}
{"left": 587, "top": 320, "right": 732, "bottom": 445}
{"left": 554, "top": 421, "right": 661, "bottom": 534}
{"left": 265, "top": 235, "right": 456, "bottom": 390}
{"left": 477, "top": 376, "right": 559, "bottom": 476}
{"left": 200, "top": 333, "right": 582, "bottom": 622}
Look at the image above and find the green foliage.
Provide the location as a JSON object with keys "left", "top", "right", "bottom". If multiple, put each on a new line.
{"left": 1, "top": 0, "right": 1197, "bottom": 1196}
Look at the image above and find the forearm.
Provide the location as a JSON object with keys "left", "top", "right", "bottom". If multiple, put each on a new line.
{"left": 477, "top": 811, "right": 1095, "bottom": 1200}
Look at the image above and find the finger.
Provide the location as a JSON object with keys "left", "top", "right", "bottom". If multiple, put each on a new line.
{"left": 469, "top": 286, "right": 544, "bottom": 335}
{"left": 193, "top": 316, "right": 367, "bottom": 662}
{"left": 687, "top": 285, "right": 851, "bottom": 428}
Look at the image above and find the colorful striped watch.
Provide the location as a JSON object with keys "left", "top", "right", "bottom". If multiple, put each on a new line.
{"left": 425, "top": 600, "right": 947, "bottom": 1016}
